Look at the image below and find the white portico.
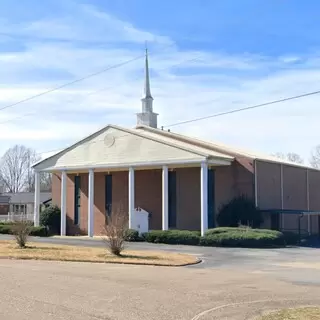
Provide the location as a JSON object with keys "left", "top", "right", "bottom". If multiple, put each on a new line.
{"left": 32, "top": 123, "right": 233, "bottom": 236}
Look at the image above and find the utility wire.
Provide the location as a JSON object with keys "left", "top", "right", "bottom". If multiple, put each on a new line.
{"left": 163, "top": 89, "right": 320, "bottom": 128}
{"left": 2, "top": 52, "right": 202, "bottom": 125}
{"left": 0, "top": 55, "right": 144, "bottom": 113}
{"left": 36, "top": 88, "right": 320, "bottom": 157}
{"left": 0, "top": 43, "right": 177, "bottom": 122}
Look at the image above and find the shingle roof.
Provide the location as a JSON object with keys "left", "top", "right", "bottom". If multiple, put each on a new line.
{"left": 3, "top": 192, "right": 51, "bottom": 204}
{"left": 135, "top": 125, "right": 315, "bottom": 170}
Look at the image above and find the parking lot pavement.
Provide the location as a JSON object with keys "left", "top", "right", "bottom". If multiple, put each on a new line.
{"left": 2, "top": 234, "right": 320, "bottom": 285}
{"left": 1, "top": 259, "right": 320, "bottom": 320}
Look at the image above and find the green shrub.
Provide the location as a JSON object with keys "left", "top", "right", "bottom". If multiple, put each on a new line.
{"left": 40, "top": 205, "right": 61, "bottom": 235}
{"left": 29, "top": 226, "right": 48, "bottom": 237}
{"left": 0, "top": 224, "right": 47, "bottom": 237}
{"left": 144, "top": 230, "right": 200, "bottom": 245}
{"left": 200, "top": 228, "right": 285, "bottom": 248}
{"left": 0, "top": 224, "right": 12, "bottom": 234}
{"left": 205, "top": 227, "right": 281, "bottom": 236}
{"left": 217, "top": 195, "right": 263, "bottom": 228}
{"left": 124, "top": 229, "right": 142, "bottom": 242}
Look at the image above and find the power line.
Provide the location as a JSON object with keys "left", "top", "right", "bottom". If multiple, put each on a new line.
{"left": 0, "top": 54, "right": 144, "bottom": 113}
{"left": 36, "top": 88, "right": 320, "bottom": 156}
{"left": 163, "top": 89, "right": 320, "bottom": 128}
{"left": 2, "top": 51, "right": 202, "bottom": 126}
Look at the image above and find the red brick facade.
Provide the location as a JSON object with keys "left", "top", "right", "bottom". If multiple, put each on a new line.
{"left": 51, "top": 159, "right": 320, "bottom": 235}
{"left": 51, "top": 160, "right": 254, "bottom": 235}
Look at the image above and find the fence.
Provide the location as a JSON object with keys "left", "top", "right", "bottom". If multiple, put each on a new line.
{"left": 0, "top": 213, "right": 34, "bottom": 222}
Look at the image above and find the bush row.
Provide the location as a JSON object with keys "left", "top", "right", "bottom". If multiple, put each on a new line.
{"left": 0, "top": 224, "right": 48, "bottom": 237}
{"left": 125, "top": 228, "right": 288, "bottom": 248}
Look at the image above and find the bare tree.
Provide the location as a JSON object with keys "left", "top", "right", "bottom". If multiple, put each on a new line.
{"left": 0, "top": 145, "right": 40, "bottom": 193}
{"left": 102, "top": 208, "right": 128, "bottom": 256}
{"left": 310, "top": 145, "right": 320, "bottom": 169}
{"left": 287, "top": 152, "right": 304, "bottom": 164}
{"left": 11, "top": 217, "right": 32, "bottom": 248}
{"left": 40, "top": 172, "right": 52, "bottom": 192}
{"left": 272, "top": 152, "right": 304, "bottom": 164}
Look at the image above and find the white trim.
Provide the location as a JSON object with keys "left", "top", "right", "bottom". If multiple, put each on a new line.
{"left": 200, "top": 162, "right": 208, "bottom": 236}
{"left": 60, "top": 171, "right": 67, "bottom": 236}
{"left": 162, "top": 165, "right": 169, "bottom": 231}
{"left": 33, "top": 172, "right": 40, "bottom": 227}
{"left": 254, "top": 160, "right": 258, "bottom": 207}
{"left": 32, "top": 124, "right": 233, "bottom": 170}
{"left": 128, "top": 167, "right": 135, "bottom": 229}
{"left": 88, "top": 169, "right": 94, "bottom": 237}
{"left": 37, "top": 158, "right": 232, "bottom": 172}
{"left": 306, "top": 169, "right": 310, "bottom": 234}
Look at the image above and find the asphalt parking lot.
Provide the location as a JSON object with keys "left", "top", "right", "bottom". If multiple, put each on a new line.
{"left": 1, "top": 235, "right": 320, "bottom": 319}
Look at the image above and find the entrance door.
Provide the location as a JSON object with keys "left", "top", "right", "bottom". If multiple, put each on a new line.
{"left": 74, "top": 175, "right": 81, "bottom": 225}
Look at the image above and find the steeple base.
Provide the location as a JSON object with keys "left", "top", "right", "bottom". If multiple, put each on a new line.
{"left": 136, "top": 112, "right": 158, "bottom": 128}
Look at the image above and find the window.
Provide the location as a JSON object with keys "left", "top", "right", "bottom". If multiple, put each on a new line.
{"left": 74, "top": 175, "right": 81, "bottom": 225}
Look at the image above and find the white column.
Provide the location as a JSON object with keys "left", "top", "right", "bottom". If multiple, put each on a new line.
{"left": 88, "top": 169, "right": 94, "bottom": 237}
{"left": 162, "top": 165, "right": 169, "bottom": 230}
{"left": 128, "top": 167, "right": 135, "bottom": 229}
{"left": 60, "top": 170, "right": 67, "bottom": 236}
{"left": 200, "top": 162, "right": 208, "bottom": 236}
{"left": 33, "top": 171, "right": 40, "bottom": 226}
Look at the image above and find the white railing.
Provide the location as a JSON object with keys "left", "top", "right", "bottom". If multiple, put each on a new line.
{"left": 7, "top": 212, "right": 34, "bottom": 222}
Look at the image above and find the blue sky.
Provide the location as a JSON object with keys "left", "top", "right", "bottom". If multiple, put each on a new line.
{"left": 0, "top": 0, "right": 320, "bottom": 162}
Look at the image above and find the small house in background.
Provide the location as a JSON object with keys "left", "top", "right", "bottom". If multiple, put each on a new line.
{"left": 3, "top": 192, "right": 52, "bottom": 215}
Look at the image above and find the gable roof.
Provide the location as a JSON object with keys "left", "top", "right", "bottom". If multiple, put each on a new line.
{"left": 33, "top": 124, "right": 233, "bottom": 171}
{"left": 135, "top": 125, "right": 315, "bottom": 170}
{"left": 3, "top": 192, "right": 52, "bottom": 204}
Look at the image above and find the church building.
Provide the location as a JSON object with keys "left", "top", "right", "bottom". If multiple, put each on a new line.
{"left": 33, "top": 51, "right": 320, "bottom": 237}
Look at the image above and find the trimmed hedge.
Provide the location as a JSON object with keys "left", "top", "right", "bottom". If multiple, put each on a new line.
{"left": 205, "top": 227, "right": 282, "bottom": 236}
{"left": 125, "top": 229, "right": 142, "bottom": 242}
{"left": 200, "top": 227, "right": 285, "bottom": 248}
{"left": 143, "top": 230, "right": 201, "bottom": 245}
{"left": 0, "top": 224, "right": 48, "bottom": 237}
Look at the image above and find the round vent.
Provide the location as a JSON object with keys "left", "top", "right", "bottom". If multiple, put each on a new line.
{"left": 104, "top": 134, "right": 115, "bottom": 147}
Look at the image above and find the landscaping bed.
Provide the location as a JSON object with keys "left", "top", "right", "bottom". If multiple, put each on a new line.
{"left": 127, "top": 227, "right": 287, "bottom": 248}
{"left": 0, "top": 240, "right": 199, "bottom": 266}
{"left": 0, "top": 222, "right": 48, "bottom": 237}
{"left": 258, "top": 307, "right": 320, "bottom": 319}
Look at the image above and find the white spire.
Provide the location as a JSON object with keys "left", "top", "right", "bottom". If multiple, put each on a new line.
{"left": 136, "top": 47, "right": 158, "bottom": 128}
{"left": 144, "top": 48, "right": 153, "bottom": 100}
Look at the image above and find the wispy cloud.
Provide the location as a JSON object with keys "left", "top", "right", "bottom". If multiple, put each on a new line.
{"left": 0, "top": 0, "right": 320, "bottom": 162}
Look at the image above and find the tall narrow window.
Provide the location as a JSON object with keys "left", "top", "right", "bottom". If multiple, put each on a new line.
{"left": 105, "top": 174, "right": 112, "bottom": 216}
{"left": 168, "top": 171, "right": 177, "bottom": 228}
{"left": 208, "top": 168, "right": 215, "bottom": 228}
{"left": 74, "top": 175, "right": 81, "bottom": 225}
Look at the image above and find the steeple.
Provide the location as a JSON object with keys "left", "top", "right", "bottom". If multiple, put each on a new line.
{"left": 136, "top": 48, "right": 158, "bottom": 128}
{"left": 144, "top": 48, "right": 153, "bottom": 100}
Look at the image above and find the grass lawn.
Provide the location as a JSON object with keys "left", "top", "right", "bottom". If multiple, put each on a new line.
{"left": 259, "top": 307, "right": 320, "bottom": 319}
{"left": 0, "top": 240, "right": 198, "bottom": 266}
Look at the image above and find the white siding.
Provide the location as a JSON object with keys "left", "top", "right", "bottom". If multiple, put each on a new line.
{"left": 36, "top": 127, "right": 205, "bottom": 170}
